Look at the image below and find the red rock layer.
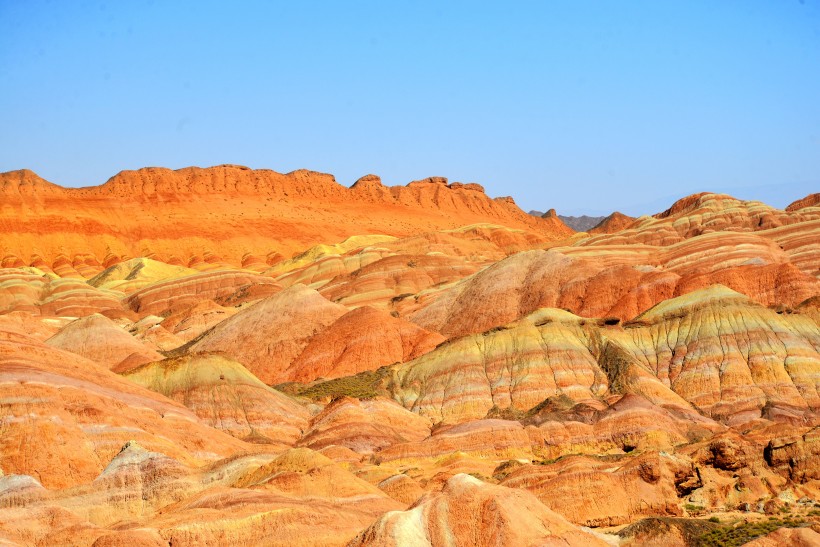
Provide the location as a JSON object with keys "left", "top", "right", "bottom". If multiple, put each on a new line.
{"left": 189, "top": 285, "right": 447, "bottom": 384}
{"left": 284, "top": 306, "right": 444, "bottom": 382}
{"left": 0, "top": 166, "right": 571, "bottom": 269}
{"left": 0, "top": 329, "right": 248, "bottom": 489}
{"left": 588, "top": 211, "right": 636, "bottom": 234}
{"left": 786, "top": 192, "right": 820, "bottom": 212}
{"left": 0, "top": 268, "right": 127, "bottom": 318}
{"left": 45, "top": 314, "right": 164, "bottom": 372}
{"left": 410, "top": 230, "right": 819, "bottom": 337}
{"left": 122, "top": 269, "right": 281, "bottom": 317}
{"left": 188, "top": 285, "right": 349, "bottom": 384}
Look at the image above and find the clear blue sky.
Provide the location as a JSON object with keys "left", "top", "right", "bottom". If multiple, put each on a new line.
{"left": 1, "top": 1, "right": 818, "bottom": 215}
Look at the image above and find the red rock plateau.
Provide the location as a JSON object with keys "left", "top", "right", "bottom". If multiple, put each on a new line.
{"left": 0, "top": 166, "right": 569, "bottom": 271}
{"left": 1, "top": 166, "right": 819, "bottom": 545}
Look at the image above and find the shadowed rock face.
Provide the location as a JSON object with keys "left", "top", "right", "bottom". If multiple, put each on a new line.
{"left": 557, "top": 214, "right": 607, "bottom": 232}
{"left": 0, "top": 182, "right": 818, "bottom": 544}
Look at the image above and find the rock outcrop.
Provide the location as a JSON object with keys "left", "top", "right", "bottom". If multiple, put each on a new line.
{"left": 123, "top": 353, "right": 310, "bottom": 444}
{"left": 1, "top": 176, "right": 818, "bottom": 544}
{"left": 0, "top": 166, "right": 570, "bottom": 269}
{"left": 348, "top": 473, "right": 609, "bottom": 546}
{"left": 392, "top": 287, "right": 820, "bottom": 424}
{"left": 45, "top": 313, "right": 164, "bottom": 372}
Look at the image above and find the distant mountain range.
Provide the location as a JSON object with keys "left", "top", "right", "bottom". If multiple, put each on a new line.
{"left": 528, "top": 210, "right": 606, "bottom": 232}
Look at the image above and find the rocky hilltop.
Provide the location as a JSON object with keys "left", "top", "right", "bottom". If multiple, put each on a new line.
{"left": 0, "top": 166, "right": 571, "bottom": 272}
{"left": 0, "top": 166, "right": 818, "bottom": 546}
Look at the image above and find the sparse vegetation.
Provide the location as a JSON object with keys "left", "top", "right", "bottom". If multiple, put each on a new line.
{"left": 484, "top": 404, "right": 525, "bottom": 420}
{"left": 697, "top": 517, "right": 808, "bottom": 547}
{"left": 618, "top": 517, "right": 719, "bottom": 545}
{"left": 281, "top": 366, "right": 393, "bottom": 401}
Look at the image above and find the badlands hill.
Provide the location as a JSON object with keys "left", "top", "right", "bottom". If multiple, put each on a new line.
{"left": 0, "top": 166, "right": 571, "bottom": 273}
{"left": 0, "top": 165, "right": 819, "bottom": 546}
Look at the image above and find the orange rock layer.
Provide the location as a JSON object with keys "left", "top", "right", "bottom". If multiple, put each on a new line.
{"left": 0, "top": 166, "right": 571, "bottom": 270}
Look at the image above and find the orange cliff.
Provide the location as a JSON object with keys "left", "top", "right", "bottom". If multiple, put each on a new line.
{"left": 0, "top": 166, "right": 572, "bottom": 272}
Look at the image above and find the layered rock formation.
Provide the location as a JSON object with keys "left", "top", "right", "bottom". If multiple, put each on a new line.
{"left": 0, "top": 170, "right": 818, "bottom": 545}
{"left": 0, "top": 329, "right": 248, "bottom": 489}
{"left": 0, "top": 166, "right": 569, "bottom": 270}
{"left": 123, "top": 353, "right": 310, "bottom": 444}
{"left": 393, "top": 287, "right": 820, "bottom": 424}
{"left": 187, "top": 285, "right": 443, "bottom": 384}
{"left": 410, "top": 228, "right": 819, "bottom": 337}
{"left": 588, "top": 211, "right": 636, "bottom": 234}
{"left": 349, "top": 473, "right": 609, "bottom": 546}
{"left": 581, "top": 192, "right": 820, "bottom": 246}
{"left": 0, "top": 268, "right": 127, "bottom": 318}
{"left": 45, "top": 313, "right": 164, "bottom": 372}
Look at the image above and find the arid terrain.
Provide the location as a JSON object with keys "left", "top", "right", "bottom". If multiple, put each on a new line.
{"left": 1, "top": 165, "right": 818, "bottom": 546}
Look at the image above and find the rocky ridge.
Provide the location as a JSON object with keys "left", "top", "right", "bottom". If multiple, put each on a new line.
{"left": 0, "top": 173, "right": 818, "bottom": 545}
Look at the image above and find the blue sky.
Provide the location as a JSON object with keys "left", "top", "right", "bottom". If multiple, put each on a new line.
{"left": 1, "top": 1, "right": 818, "bottom": 215}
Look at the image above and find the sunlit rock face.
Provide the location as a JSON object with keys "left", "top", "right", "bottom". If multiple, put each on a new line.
{"left": 0, "top": 268, "right": 127, "bottom": 318}
{"left": 0, "top": 166, "right": 568, "bottom": 268}
{"left": 122, "top": 353, "right": 310, "bottom": 444}
{"left": 392, "top": 287, "right": 820, "bottom": 425}
{"left": 409, "top": 233, "right": 818, "bottom": 339}
{"left": 45, "top": 313, "right": 164, "bottom": 372}
{"left": 122, "top": 269, "right": 282, "bottom": 318}
{"left": 0, "top": 329, "right": 248, "bottom": 490}
{"left": 186, "top": 284, "right": 349, "bottom": 384}
{"left": 349, "top": 473, "right": 609, "bottom": 547}
{"left": 0, "top": 177, "right": 818, "bottom": 545}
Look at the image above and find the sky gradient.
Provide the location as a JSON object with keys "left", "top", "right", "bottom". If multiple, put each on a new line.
{"left": 1, "top": 1, "right": 818, "bottom": 215}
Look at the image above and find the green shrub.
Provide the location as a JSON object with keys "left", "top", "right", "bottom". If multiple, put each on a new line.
{"left": 696, "top": 518, "right": 807, "bottom": 547}
{"left": 292, "top": 366, "right": 392, "bottom": 400}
